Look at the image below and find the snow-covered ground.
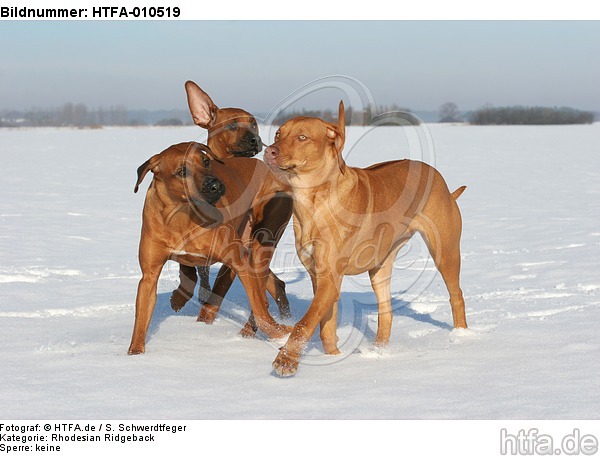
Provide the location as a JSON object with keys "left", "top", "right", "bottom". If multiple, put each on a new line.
{"left": 1, "top": 123, "right": 599, "bottom": 419}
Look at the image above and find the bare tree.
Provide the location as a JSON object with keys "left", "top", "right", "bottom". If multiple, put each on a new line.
{"left": 439, "top": 102, "right": 462, "bottom": 123}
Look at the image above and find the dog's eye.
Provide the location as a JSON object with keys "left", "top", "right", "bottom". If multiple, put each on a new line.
{"left": 176, "top": 167, "right": 189, "bottom": 178}
{"left": 202, "top": 157, "right": 210, "bottom": 168}
{"left": 298, "top": 135, "right": 307, "bottom": 141}
{"left": 275, "top": 130, "right": 280, "bottom": 139}
{"left": 225, "top": 123, "right": 238, "bottom": 131}
{"left": 251, "top": 122, "right": 257, "bottom": 130}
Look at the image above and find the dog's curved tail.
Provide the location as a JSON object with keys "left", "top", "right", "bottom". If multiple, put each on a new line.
{"left": 452, "top": 186, "right": 467, "bottom": 200}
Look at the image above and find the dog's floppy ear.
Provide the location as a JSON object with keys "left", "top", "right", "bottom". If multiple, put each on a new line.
{"left": 134, "top": 155, "right": 160, "bottom": 193}
{"left": 185, "top": 80, "right": 218, "bottom": 129}
{"left": 326, "top": 101, "right": 346, "bottom": 173}
{"left": 191, "top": 142, "right": 225, "bottom": 165}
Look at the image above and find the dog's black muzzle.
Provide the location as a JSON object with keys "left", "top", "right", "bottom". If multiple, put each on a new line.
{"left": 200, "top": 175, "right": 226, "bottom": 205}
{"left": 232, "top": 133, "right": 263, "bottom": 158}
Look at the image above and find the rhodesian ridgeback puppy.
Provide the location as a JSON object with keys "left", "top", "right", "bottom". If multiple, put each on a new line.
{"left": 171, "top": 81, "right": 292, "bottom": 327}
{"left": 264, "top": 101, "right": 468, "bottom": 377}
{"left": 128, "top": 142, "right": 291, "bottom": 355}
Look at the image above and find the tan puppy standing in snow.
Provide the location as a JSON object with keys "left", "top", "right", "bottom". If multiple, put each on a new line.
{"left": 264, "top": 102, "right": 467, "bottom": 377}
{"left": 172, "top": 81, "right": 292, "bottom": 327}
{"left": 128, "top": 142, "right": 292, "bottom": 355}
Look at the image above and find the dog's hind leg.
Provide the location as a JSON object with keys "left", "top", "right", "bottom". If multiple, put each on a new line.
{"left": 368, "top": 244, "right": 403, "bottom": 347}
{"left": 197, "top": 264, "right": 234, "bottom": 323}
{"left": 267, "top": 271, "right": 291, "bottom": 319}
{"left": 414, "top": 210, "right": 467, "bottom": 329}
{"left": 197, "top": 265, "right": 211, "bottom": 305}
{"left": 436, "top": 245, "right": 467, "bottom": 329}
{"left": 170, "top": 265, "right": 197, "bottom": 312}
{"left": 252, "top": 192, "right": 293, "bottom": 319}
{"left": 319, "top": 300, "right": 340, "bottom": 355}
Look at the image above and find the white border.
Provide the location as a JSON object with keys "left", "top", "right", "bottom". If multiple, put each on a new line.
{"left": 4, "top": 0, "right": 600, "bottom": 20}
{"left": 3, "top": 420, "right": 599, "bottom": 455}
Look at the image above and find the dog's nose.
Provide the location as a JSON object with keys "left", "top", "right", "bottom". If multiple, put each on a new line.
{"left": 205, "top": 176, "right": 224, "bottom": 193}
{"left": 266, "top": 145, "right": 279, "bottom": 158}
{"left": 203, "top": 175, "right": 225, "bottom": 198}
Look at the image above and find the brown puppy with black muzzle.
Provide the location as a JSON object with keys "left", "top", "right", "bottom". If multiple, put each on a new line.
{"left": 264, "top": 102, "right": 468, "bottom": 377}
{"left": 171, "top": 81, "right": 292, "bottom": 329}
{"left": 128, "top": 142, "right": 291, "bottom": 355}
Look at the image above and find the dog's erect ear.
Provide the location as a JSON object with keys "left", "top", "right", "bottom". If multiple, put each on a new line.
{"left": 337, "top": 100, "right": 346, "bottom": 140}
{"left": 185, "top": 80, "right": 218, "bottom": 129}
{"left": 326, "top": 101, "right": 346, "bottom": 174}
{"left": 134, "top": 155, "right": 160, "bottom": 193}
{"left": 326, "top": 101, "right": 346, "bottom": 152}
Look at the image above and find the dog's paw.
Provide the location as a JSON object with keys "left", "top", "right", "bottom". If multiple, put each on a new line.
{"left": 170, "top": 289, "right": 191, "bottom": 312}
{"left": 272, "top": 349, "right": 300, "bottom": 378}
{"left": 197, "top": 304, "right": 219, "bottom": 324}
{"left": 239, "top": 322, "right": 258, "bottom": 338}
{"left": 127, "top": 345, "right": 145, "bottom": 355}
{"left": 257, "top": 321, "right": 293, "bottom": 340}
{"left": 272, "top": 323, "right": 293, "bottom": 338}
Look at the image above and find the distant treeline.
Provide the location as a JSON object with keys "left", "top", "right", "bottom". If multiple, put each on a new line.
{"left": 0, "top": 104, "right": 189, "bottom": 128}
{"left": 1, "top": 103, "right": 596, "bottom": 128}
{"left": 2, "top": 104, "right": 416, "bottom": 128}
{"left": 272, "top": 104, "right": 419, "bottom": 126}
{"left": 1, "top": 104, "right": 128, "bottom": 127}
{"left": 469, "top": 106, "right": 595, "bottom": 125}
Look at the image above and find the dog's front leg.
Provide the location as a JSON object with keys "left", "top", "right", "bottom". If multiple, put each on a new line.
{"left": 272, "top": 274, "right": 342, "bottom": 377}
{"left": 197, "top": 216, "right": 252, "bottom": 323}
{"left": 215, "top": 230, "right": 291, "bottom": 340}
{"left": 128, "top": 249, "right": 167, "bottom": 355}
{"left": 236, "top": 269, "right": 292, "bottom": 340}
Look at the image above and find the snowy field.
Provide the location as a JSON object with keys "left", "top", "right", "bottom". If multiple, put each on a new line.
{"left": 1, "top": 122, "right": 599, "bottom": 420}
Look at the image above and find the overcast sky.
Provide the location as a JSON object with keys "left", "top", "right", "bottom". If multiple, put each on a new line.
{"left": 1, "top": 20, "right": 599, "bottom": 114}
